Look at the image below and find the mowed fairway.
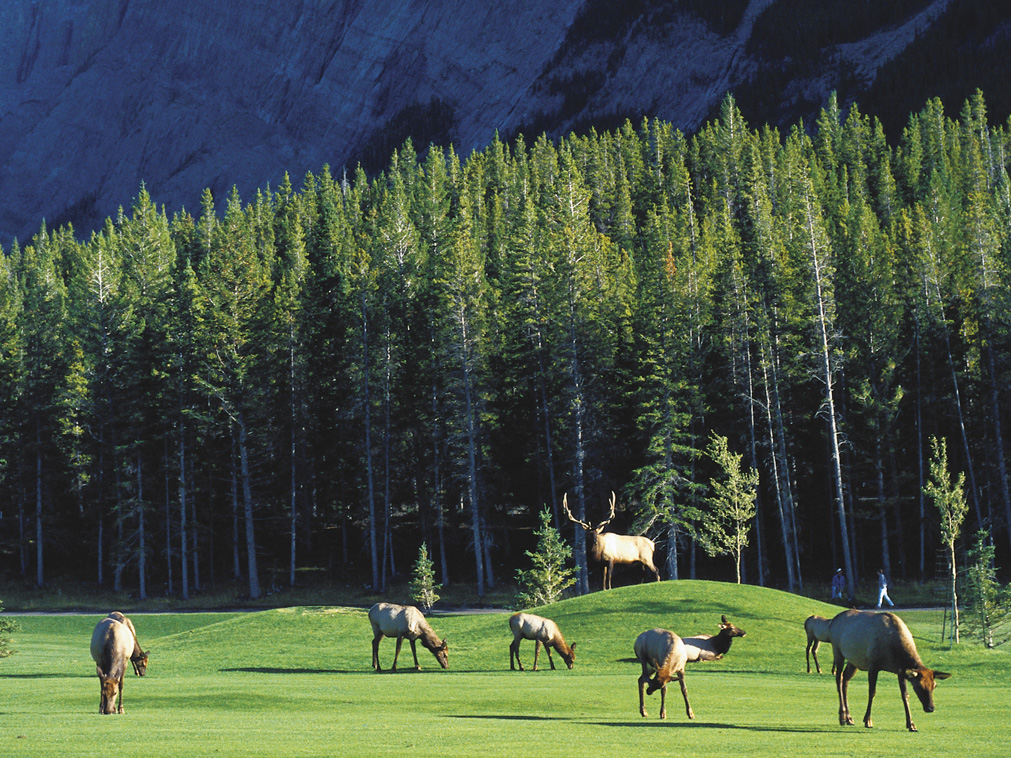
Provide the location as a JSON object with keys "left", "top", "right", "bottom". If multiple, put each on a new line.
{"left": 2, "top": 582, "right": 1008, "bottom": 757}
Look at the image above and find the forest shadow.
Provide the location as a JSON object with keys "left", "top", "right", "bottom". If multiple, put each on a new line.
{"left": 219, "top": 666, "right": 361, "bottom": 675}
{"left": 596, "top": 720, "right": 835, "bottom": 733}
{"left": 446, "top": 714, "right": 567, "bottom": 722}
{"left": 0, "top": 672, "right": 88, "bottom": 679}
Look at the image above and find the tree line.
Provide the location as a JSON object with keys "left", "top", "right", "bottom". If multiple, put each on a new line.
{"left": 1, "top": 91, "right": 1009, "bottom": 600}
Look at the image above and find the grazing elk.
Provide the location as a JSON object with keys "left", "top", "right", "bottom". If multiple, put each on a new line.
{"left": 90, "top": 617, "right": 135, "bottom": 714}
{"left": 369, "top": 602, "right": 448, "bottom": 672}
{"left": 633, "top": 628, "right": 694, "bottom": 720}
{"left": 804, "top": 614, "right": 834, "bottom": 674}
{"left": 107, "top": 611, "right": 149, "bottom": 676}
{"left": 564, "top": 492, "right": 661, "bottom": 590}
{"left": 682, "top": 615, "right": 746, "bottom": 662}
{"left": 829, "top": 609, "right": 951, "bottom": 732}
{"left": 509, "top": 613, "right": 576, "bottom": 671}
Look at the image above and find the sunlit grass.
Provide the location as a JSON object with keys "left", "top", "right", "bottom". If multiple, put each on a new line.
{"left": 2, "top": 582, "right": 1006, "bottom": 757}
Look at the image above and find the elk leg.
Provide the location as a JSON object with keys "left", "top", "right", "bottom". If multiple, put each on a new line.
{"left": 837, "top": 662, "right": 857, "bottom": 725}
{"left": 545, "top": 644, "right": 556, "bottom": 670}
{"left": 532, "top": 640, "right": 541, "bottom": 671}
{"left": 658, "top": 682, "right": 667, "bottom": 720}
{"left": 117, "top": 675, "right": 125, "bottom": 714}
{"left": 898, "top": 673, "right": 916, "bottom": 732}
{"left": 638, "top": 669, "right": 651, "bottom": 717}
{"left": 510, "top": 638, "right": 522, "bottom": 670}
{"left": 677, "top": 671, "right": 694, "bottom": 719}
{"left": 409, "top": 638, "right": 421, "bottom": 670}
{"left": 392, "top": 636, "right": 404, "bottom": 671}
{"left": 810, "top": 638, "right": 821, "bottom": 674}
{"left": 372, "top": 634, "right": 383, "bottom": 671}
{"left": 863, "top": 668, "right": 878, "bottom": 728}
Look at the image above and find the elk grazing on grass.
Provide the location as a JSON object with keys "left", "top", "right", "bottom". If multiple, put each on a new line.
{"left": 633, "top": 628, "right": 695, "bottom": 720}
{"left": 564, "top": 492, "right": 660, "bottom": 590}
{"left": 107, "top": 611, "right": 149, "bottom": 676}
{"left": 829, "top": 609, "right": 951, "bottom": 731}
{"left": 509, "top": 612, "right": 576, "bottom": 671}
{"left": 369, "top": 602, "right": 448, "bottom": 672}
{"left": 682, "top": 615, "right": 746, "bottom": 662}
{"left": 804, "top": 614, "right": 834, "bottom": 674}
{"left": 90, "top": 616, "right": 135, "bottom": 714}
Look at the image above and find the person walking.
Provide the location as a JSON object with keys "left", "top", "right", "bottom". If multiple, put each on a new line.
{"left": 831, "top": 568, "right": 845, "bottom": 600}
{"left": 876, "top": 568, "right": 894, "bottom": 608}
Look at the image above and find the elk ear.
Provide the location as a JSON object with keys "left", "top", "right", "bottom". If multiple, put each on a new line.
{"left": 903, "top": 669, "right": 921, "bottom": 681}
{"left": 570, "top": 642, "right": 577, "bottom": 651}
{"left": 96, "top": 665, "right": 103, "bottom": 678}
{"left": 933, "top": 670, "right": 952, "bottom": 681}
{"left": 721, "top": 615, "right": 728, "bottom": 625}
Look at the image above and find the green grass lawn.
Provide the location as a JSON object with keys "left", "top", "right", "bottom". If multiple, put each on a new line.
{"left": 2, "top": 581, "right": 1006, "bottom": 757}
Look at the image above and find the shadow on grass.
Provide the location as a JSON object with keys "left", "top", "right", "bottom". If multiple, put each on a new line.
{"left": 595, "top": 720, "right": 835, "bottom": 733}
{"left": 446, "top": 714, "right": 568, "bottom": 721}
{"left": 0, "top": 673, "right": 89, "bottom": 679}
{"left": 220, "top": 667, "right": 364, "bottom": 675}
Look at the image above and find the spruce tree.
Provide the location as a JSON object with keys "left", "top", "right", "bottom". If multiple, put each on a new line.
{"left": 516, "top": 507, "right": 576, "bottom": 607}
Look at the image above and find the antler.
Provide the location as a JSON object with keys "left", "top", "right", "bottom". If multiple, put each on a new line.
{"left": 598, "top": 491, "right": 616, "bottom": 529}
{"left": 562, "top": 493, "right": 591, "bottom": 530}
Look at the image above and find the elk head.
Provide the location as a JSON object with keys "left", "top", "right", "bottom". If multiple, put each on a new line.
{"left": 97, "top": 669, "right": 122, "bottom": 714}
{"left": 562, "top": 492, "right": 615, "bottom": 536}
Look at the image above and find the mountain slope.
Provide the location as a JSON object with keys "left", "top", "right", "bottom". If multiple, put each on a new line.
{"left": 0, "top": 0, "right": 1005, "bottom": 243}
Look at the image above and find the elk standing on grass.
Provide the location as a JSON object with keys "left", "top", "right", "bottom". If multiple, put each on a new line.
{"left": 369, "top": 602, "right": 448, "bottom": 672}
{"left": 90, "top": 616, "right": 135, "bottom": 714}
{"left": 107, "top": 611, "right": 149, "bottom": 676}
{"left": 830, "top": 609, "right": 951, "bottom": 731}
{"left": 804, "top": 614, "right": 833, "bottom": 674}
{"left": 564, "top": 492, "right": 660, "bottom": 590}
{"left": 633, "top": 628, "right": 695, "bottom": 720}
{"left": 682, "top": 615, "right": 746, "bottom": 662}
{"left": 509, "top": 613, "right": 576, "bottom": 671}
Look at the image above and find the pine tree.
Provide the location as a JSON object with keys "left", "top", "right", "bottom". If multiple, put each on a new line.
{"left": 0, "top": 598, "right": 17, "bottom": 658}
{"left": 516, "top": 507, "right": 576, "bottom": 608}
{"left": 410, "top": 542, "right": 441, "bottom": 613}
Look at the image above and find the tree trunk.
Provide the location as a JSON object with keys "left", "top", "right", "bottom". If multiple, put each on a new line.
{"left": 237, "top": 411, "right": 261, "bottom": 600}
{"left": 137, "top": 452, "right": 147, "bottom": 600}
{"left": 35, "top": 433, "right": 44, "bottom": 587}
{"left": 179, "top": 421, "right": 189, "bottom": 600}
{"left": 810, "top": 213, "right": 855, "bottom": 601}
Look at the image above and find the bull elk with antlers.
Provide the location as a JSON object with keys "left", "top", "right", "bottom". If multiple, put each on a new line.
{"left": 563, "top": 492, "right": 661, "bottom": 590}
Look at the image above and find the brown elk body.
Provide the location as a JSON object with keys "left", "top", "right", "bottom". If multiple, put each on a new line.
{"left": 369, "top": 602, "right": 448, "bottom": 671}
{"left": 804, "top": 614, "right": 834, "bottom": 674}
{"left": 90, "top": 617, "right": 134, "bottom": 714}
{"left": 509, "top": 613, "right": 576, "bottom": 671}
{"left": 108, "top": 611, "right": 149, "bottom": 676}
{"left": 633, "top": 628, "right": 694, "bottom": 720}
{"left": 830, "top": 609, "right": 951, "bottom": 731}
{"left": 682, "top": 615, "right": 746, "bottom": 662}
{"left": 564, "top": 492, "right": 661, "bottom": 590}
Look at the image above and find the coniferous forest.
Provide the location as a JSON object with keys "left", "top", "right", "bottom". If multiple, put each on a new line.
{"left": 2, "top": 92, "right": 1010, "bottom": 601}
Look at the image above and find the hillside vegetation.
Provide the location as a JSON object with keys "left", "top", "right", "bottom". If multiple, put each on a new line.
{"left": 4, "top": 91, "right": 1011, "bottom": 604}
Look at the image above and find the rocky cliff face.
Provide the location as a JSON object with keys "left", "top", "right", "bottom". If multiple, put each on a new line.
{"left": 0, "top": 0, "right": 982, "bottom": 243}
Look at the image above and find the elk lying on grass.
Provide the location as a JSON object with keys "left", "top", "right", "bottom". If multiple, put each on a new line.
{"left": 509, "top": 612, "right": 576, "bottom": 671}
{"left": 369, "top": 602, "right": 448, "bottom": 672}
{"left": 682, "top": 615, "right": 746, "bottom": 662}
{"left": 804, "top": 614, "right": 833, "bottom": 674}
{"left": 107, "top": 611, "right": 149, "bottom": 676}
{"left": 830, "top": 609, "right": 951, "bottom": 731}
{"left": 633, "top": 628, "right": 694, "bottom": 720}
{"left": 90, "top": 617, "right": 135, "bottom": 714}
{"left": 564, "top": 492, "right": 660, "bottom": 590}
